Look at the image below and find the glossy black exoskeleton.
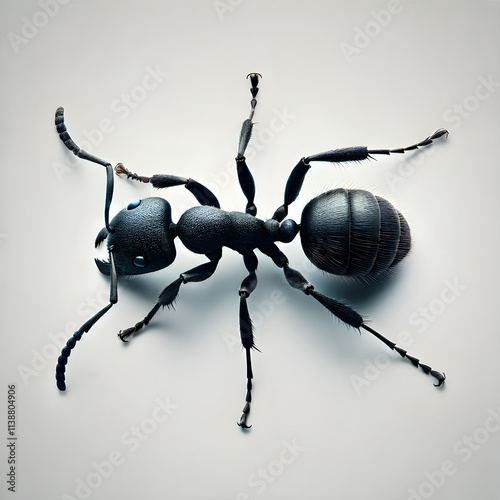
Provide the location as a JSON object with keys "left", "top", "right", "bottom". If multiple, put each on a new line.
{"left": 54, "top": 73, "right": 447, "bottom": 428}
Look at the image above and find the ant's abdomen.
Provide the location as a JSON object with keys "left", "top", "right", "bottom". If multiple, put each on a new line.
{"left": 300, "top": 189, "right": 410, "bottom": 280}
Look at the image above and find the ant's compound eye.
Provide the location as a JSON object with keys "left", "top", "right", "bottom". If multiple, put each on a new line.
{"left": 133, "top": 256, "right": 148, "bottom": 268}
{"left": 127, "top": 200, "right": 141, "bottom": 210}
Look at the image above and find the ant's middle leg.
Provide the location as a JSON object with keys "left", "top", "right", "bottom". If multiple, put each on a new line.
{"left": 235, "top": 73, "right": 262, "bottom": 217}
{"left": 237, "top": 251, "right": 259, "bottom": 429}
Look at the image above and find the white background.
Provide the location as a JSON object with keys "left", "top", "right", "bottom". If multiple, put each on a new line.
{"left": 1, "top": 1, "right": 499, "bottom": 499}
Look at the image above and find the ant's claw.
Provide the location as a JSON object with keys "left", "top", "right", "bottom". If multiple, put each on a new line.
{"left": 431, "top": 370, "right": 446, "bottom": 387}
{"left": 246, "top": 72, "right": 262, "bottom": 82}
{"left": 118, "top": 327, "right": 135, "bottom": 343}
{"left": 115, "top": 163, "right": 150, "bottom": 183}
{"left": 237, "top": 415, "right": 252, "bottom": 429}
{"left": 246, "top": 73, "right": 261, "bottom": 99}
{"left": 114, "top": 163, "right": 128, "bottom": 176}
{"left": 237, "top": 402, "right": 252, "bottom": 429}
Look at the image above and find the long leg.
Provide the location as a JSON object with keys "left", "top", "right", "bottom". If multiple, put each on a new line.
{"left": 234, "top": 73, "right": 262, "bottom": 216}
{"left": 55, "top": 107, "right": 115, "bottom": 232}
{"left": 115, "top": 164, "right": 220, "bottom": 208}
{"left": 266, "top": 247, "right": 445, "bottom": 386}
{"left": 237, "top": 252, "right": 259, "bottom": 429}
{"left": 55, "top": 247, "right": 118, "bottom": 391}
{"left": 272, "top": 128, "right": 449, "bottom": 222}
{"left": 118, "top": 251, "right": 221, "bottom": 342}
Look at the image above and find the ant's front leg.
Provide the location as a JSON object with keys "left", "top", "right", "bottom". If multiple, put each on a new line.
{"left": 118, "top": 253, "right": 221, "bottom": 342}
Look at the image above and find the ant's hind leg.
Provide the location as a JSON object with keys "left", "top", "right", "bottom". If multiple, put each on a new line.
{"left": 272, "top": 128, "right": 449, "bottom": 222}
{"left": 274, "top": 253, "right": 446, "bottom": 387}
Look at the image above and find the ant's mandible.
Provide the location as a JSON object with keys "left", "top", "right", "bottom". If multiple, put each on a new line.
{"left": 54, "top": 73, "right": 447, "bottom": 429}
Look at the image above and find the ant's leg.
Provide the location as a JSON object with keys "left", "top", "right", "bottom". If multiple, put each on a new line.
{"left": 264, "top": 245, "right": 445, "bottom": 386}
{"left": 55, "top": 248, "right": 118, "bottom": 391}
{"left": 55, "top": 107, "right": 115, "bottom": 231}
{"left": 237, "top": 252, "right": 259, "bottom": 429}
{"left": 272, "top": 128, "right": 449, "bottom": 222}
{"left": 235, "top": 73, "right": 262, "bottom": 216}
{"left": 118, "top": 251, "right": 221, "bottom": 342}
{"left": 115, "top": 164, "right": 220, "bottom": 208}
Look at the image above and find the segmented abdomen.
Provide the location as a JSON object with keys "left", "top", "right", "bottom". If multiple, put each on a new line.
{"left": 300, "top": 189, "right": 410, "bottom": 280}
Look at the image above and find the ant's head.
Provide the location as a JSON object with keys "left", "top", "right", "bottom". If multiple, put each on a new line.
{"left": 95, "top": 197, "right": 177, "bottom": 276}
